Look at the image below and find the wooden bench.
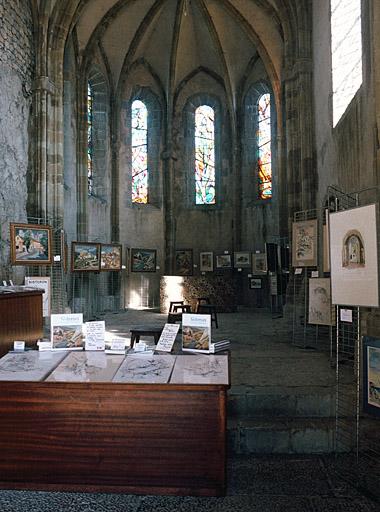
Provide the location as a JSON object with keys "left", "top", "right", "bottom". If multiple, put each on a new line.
{"left": 129, "top": 326, "right": 164, "bottom": 348}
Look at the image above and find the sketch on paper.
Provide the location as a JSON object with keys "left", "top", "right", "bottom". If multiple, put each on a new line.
{"left": 170, "top": 354, "right": 229, "bottom": 385}
{"left": 47, "top": 352, "right": 123, "bottom": 382}
{"left": 0, "top": 351, "right": 67, "bottom": 381}
{"left": 112, "top": 354, "right": 176, "bottom": 383}
{"left": 308, "top": 278, "right": 334, "bottom": 326}
{"left": 342, "top": 230, "right": 365, "bottom": 269}
{"left": 292, "top": 219, "right": 318, "bottom": 267}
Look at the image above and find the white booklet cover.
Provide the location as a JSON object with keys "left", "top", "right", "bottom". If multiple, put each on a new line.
{"left": 182, "top": 313, "right": 211, "bottom": 353}
{"left": 51, "top": 313, "right": 84, "bottom": 350}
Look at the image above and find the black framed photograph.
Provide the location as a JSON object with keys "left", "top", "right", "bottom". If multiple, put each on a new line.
{"left": 363, "top": 336, "right": 380, "bottom": 416}
{"left": 131, "top": 248, "right": 156, "bottom": 272}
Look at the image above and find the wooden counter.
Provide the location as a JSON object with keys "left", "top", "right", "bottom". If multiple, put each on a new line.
{"left": 0, "top": 288, "right": 43, "bottom": 355}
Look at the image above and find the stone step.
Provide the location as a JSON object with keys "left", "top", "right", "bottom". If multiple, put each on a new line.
{"left": 228, "top": 417, "right": 337, "bottom": 454}
{"left": 228, "top": 386, "right": 336, "bottom": 418}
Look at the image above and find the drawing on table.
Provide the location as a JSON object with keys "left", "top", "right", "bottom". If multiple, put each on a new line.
{"left": 0, "top": 351, "right": 67, "bottom": 381}
{"left": 170, "top": 354, "right": 229, "bottom": 385}
{"left": 47, "top": 352, "right": 124, "bottom": 382}
{"left": 112, "top": 354, "right": 176, "bottom": 383}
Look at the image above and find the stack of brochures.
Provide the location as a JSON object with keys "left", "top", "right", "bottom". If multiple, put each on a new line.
{"left": 209, "top": 339, "right": 230, "bottom": 353}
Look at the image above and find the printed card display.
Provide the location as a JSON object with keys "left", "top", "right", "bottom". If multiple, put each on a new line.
{"left": 51, "top": 313, "right": 84, "bottom": 350}
{"left": 182, "top": 313, "right": 211, "bottom": 353}
{"left": 85, "top": 321, "right": 106, "bottom": 351}
{"left": 156, "top": 323, "right": 180, "bottom": 352}
{"left": 24, "top": 276, "right": 51, "bottom": 317}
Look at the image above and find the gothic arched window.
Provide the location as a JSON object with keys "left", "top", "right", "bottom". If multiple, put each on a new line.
{"left": 87, "top": 81, "right": 94, "bottom": 194}
{"left": 131, "top": 99, "right": 148, "bottom": 204}
{"left": 257, "top": 93, "right": 272, "bottom": 200}
{"left": 195, "top": 105, "right": 216, "bottom": 205}
{"left": 331, "top": 0, "right": 362, "bottom": 126}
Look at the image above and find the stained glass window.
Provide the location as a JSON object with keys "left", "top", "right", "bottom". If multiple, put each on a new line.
{"left": 257, "top": 93, "right": 272, "bottom": 200}
{"left": 87, "top": 82, "right": 94, "bottom": 194}
{"left": 331, "top": 0, "right": 362, "bottom": 126}
{"left": 131, "top": 100, "right": 148, "bottom": 204}
{"left": 195, "top": 105, "right": 215, "bottom": 205}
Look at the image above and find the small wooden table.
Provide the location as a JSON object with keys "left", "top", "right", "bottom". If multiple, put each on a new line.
{"left": 129, "top": 326, "right": 164, "bottom": 348}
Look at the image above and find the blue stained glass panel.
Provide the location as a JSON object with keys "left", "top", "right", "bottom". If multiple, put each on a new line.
{"left": 195, "top": 105, "right": 215, "bottom": 205}
{"left": 131, "top": 100, "right": 148, "bottom": 204}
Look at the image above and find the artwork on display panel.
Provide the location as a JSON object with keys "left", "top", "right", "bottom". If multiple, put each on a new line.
{"left": 363, "top": 336, "right": 380, "bottom": 417}
{"left": 100, "top": 244, "right": 122, "bottom": 271}
{"left": 292, "top": 219, "right": 318, "bottom": 267}
{"left": 131, "top": 248, "right": 156, "bottom": 272}
{"left": 329, "top": 204, "right": 379, "bottom": 307}
{"left": 234, "top": 252, "right": 251, "bottom": 268}
{"left": 175, "top": 249, "right": 193, "bottom": 275}
{"left": 249, "top": 278, "right": 262, "bottom": 289}
{"left": 71, "top": 242, "right": 101, "bottom": 272}
{"left": 308, "top": 278, "right": 335, "bottom": 326}
{"left": 200, "top": 252, "right": 213, "bottom": 272}
{"left": 252, "top": 253, "right": 267, "bottom": 274}
{"left": 10, "top": 223, "right": 52, "bottom": 265}
{"left": 216, "top": 253, "right": 232, "bottom": 269}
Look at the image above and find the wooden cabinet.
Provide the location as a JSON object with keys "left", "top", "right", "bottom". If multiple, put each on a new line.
{"left": 0, "top": 288, "right": 43, "bottom": 355}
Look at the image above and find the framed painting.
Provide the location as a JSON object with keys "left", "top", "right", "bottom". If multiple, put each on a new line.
{"left": 252, "top": 253, "right": 267, "bottom": 274}
{"left": 308, "top": 278, "right": 334, "bottom": 326}
{"left": 249, "top": 278, "right": 262, "bottom": 289}
{"left": 363, "top": 336, "right": 380, "bottom": 417}
{"left": 329, "top": 204, "right": 379, "bottom": 307}
{"left": 10, "top": 222, "right": 52, "bottom": 265}
{"left": 131, "top": 248, "right": 156, "bottom": 272}
{"left": 234, "top": 251, "right": 251, "bottom": 268}
{"left": 200, "top": 252, "right": 213, "bottom": 272}
{"left": 216, "top": 254, "right": 232, "bottom": 269}
{"left": 175, "top": 249, "right": 193, "bottom": 276}
{"left": 100, "top": 244, "right": 122, "bottom": 271}
{"left": 71, "top": 242, "right": 101, "bottom": 272}
{"left": 292, "top": 219, "right": 318, "bottom": 267}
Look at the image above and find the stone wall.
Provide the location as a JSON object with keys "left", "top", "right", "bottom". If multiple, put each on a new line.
{"left": 0, "top": 0, "right": 35, "bottom": 278}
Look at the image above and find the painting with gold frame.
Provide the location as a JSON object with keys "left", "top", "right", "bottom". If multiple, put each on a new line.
{"left": 10, "top": 222, "right": 52, "bottom": 265}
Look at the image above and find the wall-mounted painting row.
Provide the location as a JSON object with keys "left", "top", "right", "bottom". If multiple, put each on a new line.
{"left": 72, "top": 242, "right": 122, "bottom": 272}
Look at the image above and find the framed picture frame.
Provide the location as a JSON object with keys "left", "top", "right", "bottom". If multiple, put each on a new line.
{"left": 308, "top": 278, "right": 334, "bottom": 326}
{"left": 131, "top": 248, "right": 156, "bottom": 272}
{"left": 175, "top": 249, "right": 193, "bottom": 276}
{"left": 330, "top": 204, "right": 379, "bottom": 307}
{"left": 200, "top": 252, "right": 213, "bottom": 272}
{"left": 291, "top": 219, "right": 318, "bottom": 267}
{"left": 10, "top": 222, "right": 52, "bottom": 265}
{"left": 71, "top": 242, "right": 101, "bottom": 272}
{"left": 100, "top": 244, "right": 122, "bottom": 271}
{"left": 234, "top": 251, "right": 251, "bottom": 268}
{"left": 249, "top": 278, "right": 262, "bottom": 289}
{"left": 363, "top": 336, "right": 380, "bottom": 417}
{"left": 252, "top": 253, "right": 267, "bottom": 274}
{"left": 216, "top": 254, "right": 232, "bottom": 269}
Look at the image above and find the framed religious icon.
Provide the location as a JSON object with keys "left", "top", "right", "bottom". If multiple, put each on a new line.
{"left": 200, "top": 252, "right": 213, "bottom": 272}
{"left": 131, "top": 248, "right": 156, "bottom": 272}
{"left": 10, "top": 222, "right": 52, "bottom": 265}
{"left": 100, "top": 244, "right": 122, "bottom": 271}
{"left": 291, "top": 219, "right": 318, "bottom": 267}
{"left": 71, "top": 242, "right": 101, "bottom": 272}
{"left": 234, "top": 252, "right": 251, "bottom": 268}
{"left": 175, "top": 249, "right": 193, "bottom": 276}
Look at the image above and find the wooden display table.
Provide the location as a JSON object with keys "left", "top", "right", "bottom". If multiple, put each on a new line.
{"left": 0, "top": 354, "right": 229, "bottom": 496}
{"left": 0, "top": 287, "right": 43, "bottom": 356}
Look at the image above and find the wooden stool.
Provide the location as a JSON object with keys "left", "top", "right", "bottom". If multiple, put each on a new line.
{"left": 129, "top": 326, "right": 164, "bottom": 348}
{"left": 169, "top": 301, "right": 184, "bottom": 313}
{"left": 167, "top": 304, "right": 192, "bottom": 324}
{"left": 196, "top": 304, "right": 218, "bottom": 328}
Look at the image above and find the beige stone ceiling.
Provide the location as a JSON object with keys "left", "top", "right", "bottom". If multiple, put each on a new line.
{"left": 72, "top": 0, "right": 284, "bottom": 94}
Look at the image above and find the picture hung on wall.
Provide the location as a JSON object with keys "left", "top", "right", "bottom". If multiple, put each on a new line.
{"left": 308, "top": 278, "right": 335, "bottom": 326}
{"left": 24, "top": 276, "right": 51, "bottom": 317}
{"left": 200, "top": 252, "right": 213, "bottom": 272}
{"left": 131, "top": 248, "right": 156, "bottom": 272}
{"left": 10, "top": 222, "right": 52, "bottom": 265}
{"left": 71, "top": 242, "right": 101, "bottom": 272}
{"left": 100, "top": 244, "right": 122, "bottom": 271}
{"left": 175, "top": 249, "right": 193, "bottom": 275}
{"left": 249, "top": 278, "right": 262, "bottom": 289}
{"left": 216, "top": 253, "right": 232, "bottom": 269}
{"left": 234, "top": 252, "right": 251, "bottom": 268}
{"left": 363, "top": 336, "right": 380, "bottom": 417}
{"left": 252, "top": 253, "right": 267, "bottom": 274}
{"left": 329, "top": 203, "right": 379, "bottom": 307}
{"left": 266, "top": 243, "right": 279, "bottom": 272}
{"left": 291, "top": 219, "right": 318, "bottom": 267}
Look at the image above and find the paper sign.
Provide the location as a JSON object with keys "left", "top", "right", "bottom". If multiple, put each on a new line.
{"left": 38, "top": 340, "right": 53, "bottom": 351}
{"left": 110, "top": 338, "right": 126, "bottom": 351}
{"left": 340, "top": 309, "right": 353, "bottom": 323}
{"left": 13, "top": 341, "right": 25, "bottom": 351}
{"left": 295, "top": 268, "right": 303, "bottom": 275}
{"left": 85, "top": 321, "right": 106, "bottom": 351}
{"left": 25, "top": 276, "right": 51, "bottom": 317}
{"left": 156, "top": 324, "right": 180, "bottom": 352}
{"left": 311, "top": 271, "right": 319, "bottom": 278}
{"left": 54, "top": 255, "right": 61, "bottom": 262}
